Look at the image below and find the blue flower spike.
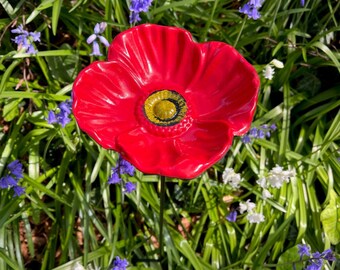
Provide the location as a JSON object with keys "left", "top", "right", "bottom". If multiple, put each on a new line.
{"left": 11, "top": 24, "right": 41, "bottom": 54}
{"left": 239, "top": 0, "right": 264, "bottom": 20}
{"left": 112, "top": 256, "right": 129, "bottom": 270}
{"left": 129, "top": 0, "right": 153, "bottom": 24}
{"left": 87, "top": 22, "right": 110, "bottom": 56}
{"left": 47, "top": 99, "right": 73, "bottom": 127}
{"left": 0, "top": 160, "right": 25, "bottom": 196}
{"left": 109, "top": 156, "right": 135, "bottom": 194}
{"left": 226, "top": 210, "right": 237, "bottom": 222}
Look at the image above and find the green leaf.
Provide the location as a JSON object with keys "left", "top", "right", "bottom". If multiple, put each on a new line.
{"left": 45, "top": 44, "right": 81, "bottom": 83}
{"left": 2, "top": 99, "right": 21, "bottom": 121}
{"left": 26, "top": 0, "right": 55, "bottom": 23}
{"left": 320, "top": 190, "right": 340, "bottom": 245}
{"left": 52, "top": 0, "right": 63, "bottom": 35}
{"left": 277, "top": 246, "right": 303, "bottom": 270}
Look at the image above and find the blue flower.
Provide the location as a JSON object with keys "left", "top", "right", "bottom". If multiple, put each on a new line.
{"left": 13, "top": 186, "right": 25, "bottom": 197}
{"left": 226, "top": 210, "right": 237, "bottom": 222}
{"left": 241, "top": 123, "right": 277, "bottom": 144}
{"left": 321, "top": 249, "right": 336, "bottom": 261}
{"left": 270, "top": 123, "right": 277, "bottom": 131}
{"left": 118, "top": 157, "right": 135, "bottom": 176}
{"left": 301, "top": 0, "right": 305, "bottom": 6}
{"left": 241, "top": 135, "right": 251, "bottom": 144}
{"left": 239, "top": 0, "right": 264, "bottom": 20}
{"left": 0, "top": 160, "right": 25, "bottom": 196}
{"left": 301, "top": 249, "right": 336, "bottom": 270}
{"left": 249, "top": 0, "right": 264, "bottom": 8}
{"left": 297, "top": 244, "right": 310, "bottom": 259}
{"left": 124, "top": 182, "right": 136, "bottom": 194}
{"left": 0, "top": 175, "right": 18, "bottom": 188}
{"left": 108, "top": 156, "right": 135, "bottom": 185}
{"left": 249, "top": 127, "right": 258, "bottom": 137}
{"left": 108, "top": 171, "right": 122, "bottom": 184}
{"left": 47, "top": 99, "right": 72, "bottom": 127}
{"left": 87, "top": 22, "right": 109, "bottom": 56}
{"left": 11, "top": 25, "right": 28, "bottom": 35}
{"left": 7, "top": 160, "right": 23, "bottom": 179}
{"left": 305, "top": 263, "right": 322, "bottom": 270}
{"left": 129, "top": 0, "right": 153, "bottom": 24}
{"left": 47, "top": 111, "right": 57, "bottom": 124}
{"left": 112, "top": 256, "right": 129, "bottom": 270}
{"left": 257, "top": 129, "right": 265, "bottom": 139}
{"left": 11, "top": 24, "right": 40, "bottom": 54}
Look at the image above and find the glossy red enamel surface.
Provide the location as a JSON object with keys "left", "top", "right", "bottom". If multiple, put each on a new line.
{"left": 73, "top": 24, "right": 260, "bottom": 179}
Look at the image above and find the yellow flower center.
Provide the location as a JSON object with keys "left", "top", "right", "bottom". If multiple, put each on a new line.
{"left": 153, "top": 100, "right": 177, "bottom": 121}
{"left": 144, "top": 90, "right": 187, "bottom": 126}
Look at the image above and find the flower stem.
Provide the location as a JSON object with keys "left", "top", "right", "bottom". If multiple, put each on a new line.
{"left": 233, "top": 17, "right": 247, "bottom": 48}
{"left": 159, "top": 175, "right": 166, "bottom": 258}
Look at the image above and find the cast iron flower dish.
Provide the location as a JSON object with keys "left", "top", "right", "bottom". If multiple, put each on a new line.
{"left": 72, "top": 24, "right": 260, "bottom": 179}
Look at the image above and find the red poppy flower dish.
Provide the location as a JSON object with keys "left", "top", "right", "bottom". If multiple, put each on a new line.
{"left": 73, "top": 24, "right": 260, "bottom": 179}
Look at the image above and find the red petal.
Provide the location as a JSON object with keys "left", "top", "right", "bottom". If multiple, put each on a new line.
{"left": 186, "top": 42, "right": 260, "bottom": 135}
{"left": 108, "top": 24, "right": 202, "bottom": 90}
{"left": 116, "top": 120, "right": 233, "bottom": 179}
{"left": 72, "top": 61, "right": 141, "bottom": 149}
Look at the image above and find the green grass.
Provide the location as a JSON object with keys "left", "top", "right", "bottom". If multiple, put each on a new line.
{"left": 0, "top": 0, "right": 339, "bottom": 269}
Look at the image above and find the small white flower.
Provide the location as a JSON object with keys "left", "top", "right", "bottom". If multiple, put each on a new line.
{"left": 222, "top": 168, "right": 242, "bottom": 189}
{"left": 247, "top": 213, "right": 265, "bottom": 223}
{"left": 270, "top": 59, "right": 284, "bottom": 69}
{"left": 267, "top": 165, "right": 295, "bottom": 188}
{"left": 262, "top": 188, "right": 273, "bottom": 199}
{"left": 239, "top": 199, "right": 256, "bottom": 214}
{"left": 263, "top": 65, "right": 275, "bottom": 80}
{"left": 256, "top": 177, "right": 267, "bottom": 188}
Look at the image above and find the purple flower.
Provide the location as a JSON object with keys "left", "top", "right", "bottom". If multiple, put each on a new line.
{"left": 59, "top": 101, "right": 72, "bottom": 114}
{"left": 11, "top": 24, "right": 40, "bottom": 54}
{"left": 13, "top": 186, "right": 25, "bottom": 197}
{"left": 108, "top": 171, "right": 122, "bottom": 184}
{"left": 130, "top": 0, "right": 153, "bottom": 12}
{"left": 129, "top": 0, "right": 153, "bottom": 24}
{"left": 7, "top": 160, "right": 23, "bottom": 179}
{"left": 47, "top": 111, "right": 57, "bottom": 124}
{"left": 249, "top": 127, "right": 258, "bottom": 137}
{"left": 112, "top": 256, "right": 129, "bottom": 270}
{"left": 58, "top": 111, "right": 71, "bottom": 127}
{"left": 321, "top": 249, "right": 336, "bottom": 261}
{"left": 239, "top": 0, "right": 264, "bottom": 20}
{"left": 0, "top": 175, "right": 18, "bottom": 188}
{"left": 108, "top": 156, "right": 135, "bottom": 185}
{"left": 124, "top": 182, "right": 136, "bottom": 194}
{"left": 241, "top": 135, "right": 251, "bottom": 144}
{"left": 297, "top": 244, "right": 310, "bottom": 259}
{"left": 90, "top": 41, "right": 102, "bottom": 56}
{"left": 257, "top": 129, "right": 265, "bottom": 139}
{"left": 129, "top": 12, "right": 141, "bottom": 24}
{"left": 270, "top": 123, "right": 277, "bottom": 131}
{"left": 26, "top": 44, "right": 38, "bottom": 55}
{"left": 301, "top": 0, "right": 305, "bottom": 6}
{"left": 47, "top": 99, "right": 72, "bottom": 127}
{"left": 118, "top": 157, "right": 135, "bottom": 176}
{"left": 87, "top": 23, "right": 109, "bottom": 56}
{"left": 242, "top": 123, "right": 277, "bottom": 144}
{"left": 11, "top": 25, "right": 28, "bottom": 35}
{"left": 226, "top": 210, "right": 237, "bottom": 222}
{"left": 305, "top": 263, "right": 322, "bottom": 270}
{"left": 0, "top": 160, "right": 25, "bottom": 196}
{"left": 312, "top": 251, "right": 322, "bottom": 259}
{"left": 29, "top": 32, "right": 41, "bottom": 42}
{"left": 249, "top": 0, "right": 264, "bottom": 8}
